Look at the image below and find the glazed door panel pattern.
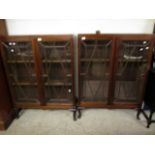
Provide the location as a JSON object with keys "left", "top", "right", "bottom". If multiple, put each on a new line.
{"left": 114, "top": 39, "right": 152, "bottom": 103}
{"left": 79, "top": 37, "right": 113, "bottom": 102}
{"left": 78, "top": 34, "right": 154, "bottom": 108}
{"left": 2, "top": 41, "right": 38, "bottom": 103}
{"left": 38, "top": 39, "right": 73, "bottom": 103}
{"left": 0, "top": 34, "right": 154, "bottom": 111}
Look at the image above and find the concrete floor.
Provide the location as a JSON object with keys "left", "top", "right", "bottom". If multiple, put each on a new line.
{"left": 0, "top": 109, "right": 155, "bottom": 135}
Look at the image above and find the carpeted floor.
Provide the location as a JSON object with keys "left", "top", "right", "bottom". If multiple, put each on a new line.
{"left": 0, "top": 109, "right": 155, "bottom": 135}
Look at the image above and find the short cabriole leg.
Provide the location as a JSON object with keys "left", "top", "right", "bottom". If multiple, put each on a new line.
{"left": 70, "top": 107, "right": 78, "bottom": 121}
{"left": 147, "top": 111, "right": 154, "bottom": 128}
{"left": 137, "top": 108, "right": 141, "bottom": 120}
{"left": 77, "top": 109, "right": 81, "bottom": 119}
{"left": 73, "top": 109, "right": 77, "bottom": 121}
{"left": 14, "top": 108, "right": 22, "bottom": 119}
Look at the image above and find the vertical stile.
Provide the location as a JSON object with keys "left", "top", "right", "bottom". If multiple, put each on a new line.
{"left": 32, "top": 38, "right": 45, "bottom": 105}
{"left": 107, "top": 36, "right": 117, "bottom": 104}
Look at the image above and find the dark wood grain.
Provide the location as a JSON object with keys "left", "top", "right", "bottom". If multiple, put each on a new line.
{"left": 80, "top": 101, "right": 138, "bottom": 109}
{"left": 15, "top": 102, "right": 73, "bottom": 109}
{"left": 0, "top": 19, "right": 8, "bottom": 36}
{"left": 32, "top": 38, "right": 46, "bottom": 105}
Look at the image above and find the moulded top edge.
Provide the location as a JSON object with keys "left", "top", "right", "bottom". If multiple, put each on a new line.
{"left": 78, "top": 33, "right": 155, "bottom": 36}
{"left": 78, "top": 34, "right": 155, "bottom": 40}
{"left": 4, "top": 35, "right": 74, "bottom": 41}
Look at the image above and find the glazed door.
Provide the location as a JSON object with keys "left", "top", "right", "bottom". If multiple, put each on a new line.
{"left": 78, "top": 35, "right": 114, "bottom": 106}
{"left": 1, "top": 37, "right": 39, "bottom": 105}
{"left": 113, "top": 36, "right": 153, "bottom": 106}
{"left": 36, "top": 36, "right": 74, "bottom": 104}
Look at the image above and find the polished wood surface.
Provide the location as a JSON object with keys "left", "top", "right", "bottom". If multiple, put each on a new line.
{"left": 80, "top": 101, "right": 139, "bottom": 109}
{"left": 15, "top": 102, "right": 73, "bottom": 109}
{"left": 0, "top": 20, "right": 8, "bottom": 36}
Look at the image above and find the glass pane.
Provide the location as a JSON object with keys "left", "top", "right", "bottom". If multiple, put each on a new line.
{"left": 80, "top": 39, "right": 112, "bottom": 101}
{"left": 3, "top": 41, "right": 38, "bottom": 103}
{"left": 38, "top": 41, "right": 72, "bottom": 103}
{"left": 114, "top": 40, "right": 149, "bottom": 102}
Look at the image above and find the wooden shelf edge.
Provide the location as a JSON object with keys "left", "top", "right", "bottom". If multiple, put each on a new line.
{"left": 80, "top": 58, "right": 110, "bottom": 62}
{"left": 80, "top": 101, "right": 139, "bottom": 109}
{"left": 7, "top": 60, "right": 71, "bottom": 64}
{"left": 15, "top": 102, "right": 73, "bottom": 109}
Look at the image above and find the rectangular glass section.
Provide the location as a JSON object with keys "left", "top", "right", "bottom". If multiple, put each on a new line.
{"left": 114, "top": 40, "right": 149, "bottom": 102}
{"left": 14, "top": 85, "right": 38, "bottom": 102}
{"left": 45, "top": 85, "right": 72, "bottom": 102}
{"left": 3, "top": 41, "right": 38, "bottom": 103}
{"left": 80, "top": 39, "right": 112, "bottom": 101}
{"left": 38, "top": 41, "right": 72, "bottom": 103}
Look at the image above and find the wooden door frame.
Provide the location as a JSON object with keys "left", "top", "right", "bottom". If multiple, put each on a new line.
{"left": 0, "top": 36, "right": 42, "bottom": 107}
{"left": 78, "top": 34, "right": 116, "bottom": 107}
{"left": 111, "top": 34, "right": 155, "bottom": 107}
{"left": 34, "top": 35, "right": 75, "bottom": 107}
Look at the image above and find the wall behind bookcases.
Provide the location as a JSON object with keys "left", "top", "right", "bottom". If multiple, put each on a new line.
{"left": 6, "top": 19, "right": 155, "bottom": 35}
{"left": 5, "top": 19, "right": 155, "bottom": 96}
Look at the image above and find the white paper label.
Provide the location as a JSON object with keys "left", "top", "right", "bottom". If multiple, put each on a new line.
{"left": 81, "top": 36, "right": 86, "bottom": 40}
{"left": 37, "top": 37, "right": 42, "bottom": 42}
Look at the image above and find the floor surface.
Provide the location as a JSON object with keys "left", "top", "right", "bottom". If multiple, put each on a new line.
{"left": 0, "top": 109, "right": 155, "bottom": 135}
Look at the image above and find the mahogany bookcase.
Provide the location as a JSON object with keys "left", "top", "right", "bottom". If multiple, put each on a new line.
{"left": 78, "top": 33, "right": 154, "bottom": 115}
{"left": 0, "top": 35, "right": 76, "bottom": 120}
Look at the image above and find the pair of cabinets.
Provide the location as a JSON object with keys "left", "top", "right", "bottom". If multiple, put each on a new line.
{"left": 0, "top": 34, "right": 154, "bottom": 112}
